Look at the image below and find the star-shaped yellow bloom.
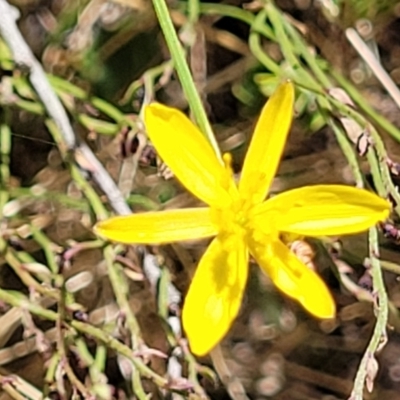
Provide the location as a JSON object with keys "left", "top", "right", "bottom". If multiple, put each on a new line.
{"left": 94, "top": 82, "right": 390, "bottom": 356}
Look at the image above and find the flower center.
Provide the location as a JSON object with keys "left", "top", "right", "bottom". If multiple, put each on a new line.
{"left": 210, "top": 153, "right": 279, "bottom": 245}
{"left": 209, "top": 153, "right": 254, "bottom": 238}
{"left": 211, "top": 197, "right": 253, "bottom": 239}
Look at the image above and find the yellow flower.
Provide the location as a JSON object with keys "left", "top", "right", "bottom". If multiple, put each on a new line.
{"left": 94, "top": 82, "right": 390, "bottom": 356}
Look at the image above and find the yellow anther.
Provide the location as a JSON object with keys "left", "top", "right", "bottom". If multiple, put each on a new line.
{"left": 223, "top": 152, "right": 233, "bottom": 169}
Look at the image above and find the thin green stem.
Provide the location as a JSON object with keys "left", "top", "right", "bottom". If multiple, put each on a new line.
{"left": 283, "top": 15, "right": 332, "bottom": 88}
{"left": 329, "top": 118, "right": 364, "bottom": 187}
{"left": 151, "top": 0, "right": 221, "bottom": 160}
{"left": 104, "top": 245, "right": 148, "bottom": 398}
{"left": 0, "top": 287, "right": 168, "bottom": 388}
{"left": 58, "top": 279, "right": 93, "bottom": 398}
{"left": 8, "top": 186, "right": 89, "bottom": 212}
{"left": 68, "top": 163, "right": 109, "bottom": 220}
{"left": 332, "top": 70, "right": 400, "bottom": 143}
{"left": 187, "top": 0, "right": 200, "bottom": 24}
{"left": 366, "top": 149, "right": 386, "bottom": 197}
{"left": 4, "top": 245, "right": 60, "bottom": 300}
{"left": 70, "top": 319, "right": 168, "bottom": 387}
{"left": 104, "top": 246, "right": 141, "bottom": 339}
{"left": 121, "top": 60, "right": 173, "bottom": 106}
{"left": 249, "top": 10, "right": 280, "bottom": 74}
{"left": 349, "top": 228, "right": 388, "bottom": 399}
{"left": 380, "top": 260, "right": 400, "bottom": 275}
{"left": 0, "top": 119, "right": 11, "bottom": 216}
{"left": 368, "top": 125, "right": 400, "bottom": 215}
{"left": 29, "top": 225, "right": 59, "bottom": 275}
{"left": 265, "top": 6, "right": 299, "bottom": 68}
{"left": 266, "top": 3, "right": 322, "bottom": 92}
{"left": 326, "top": 95, "right": 400, "bottom": 214}
{"left": 178, "top": 2, "right": 275, "bottom": 39}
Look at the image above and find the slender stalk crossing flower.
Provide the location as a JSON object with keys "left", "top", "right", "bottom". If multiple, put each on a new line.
{"left": 95, "top": 82, "right": 390, "bottom": 356}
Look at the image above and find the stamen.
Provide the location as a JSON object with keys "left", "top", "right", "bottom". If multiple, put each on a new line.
{"left": 220, "top": 153, "right": 237, "bottom": 195}
{"left": 223, "top": 153, "right": 233, "bottom": 171}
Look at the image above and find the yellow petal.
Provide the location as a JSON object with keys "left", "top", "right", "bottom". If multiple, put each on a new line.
{"left": 239, "top": 81, "right": 295, "bottom": 203}
{"left": 182, "top": 235, "right": 249, "bottom": 356}
{"left": 145, "top": 104, "right": 229, "bottom": 206}
{"left": 94, "top": 208, "right": 217, "bottom": 244}
{"left": 255, "top": 185, "right": 390, "bottom": 236}
{"left": 249, "top": 237, "right": 335, "bottom": 319}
